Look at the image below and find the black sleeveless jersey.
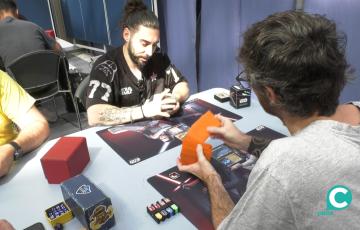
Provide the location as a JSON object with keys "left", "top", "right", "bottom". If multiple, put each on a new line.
{"left": 86, "top": 47, "right": 187, "bottom": 109}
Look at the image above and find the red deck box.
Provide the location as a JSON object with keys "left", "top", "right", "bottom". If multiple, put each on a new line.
{"left": 45, "top": 29, "right": 55, "bottom": 38}
{"left": 41, "top": 137, "right": 90, "bottom": 184}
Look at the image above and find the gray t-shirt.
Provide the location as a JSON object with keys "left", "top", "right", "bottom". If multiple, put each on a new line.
{"left": 0, "top": 16, "right": 56, "bottom": 68}
{"left": 219, "top": 104, "right": 360, "bottom": 230}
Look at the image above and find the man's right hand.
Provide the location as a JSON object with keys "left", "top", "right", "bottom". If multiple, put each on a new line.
{"left": 142, "top": 89, "right": 175, "bottom": 118}
{"left": 207, "top": 115, "right": 252, "bottom": 152}
{"left": 177, "top": 144, "right": 219, "bottom": 184}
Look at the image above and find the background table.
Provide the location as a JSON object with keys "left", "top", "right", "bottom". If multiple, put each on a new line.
{"left": 0, "top": 88, "right": 289, "bottom": 229}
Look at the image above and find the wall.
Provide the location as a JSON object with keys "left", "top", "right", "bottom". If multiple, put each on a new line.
{"left": 17, "top": 0, "right": 52, "bottom": 30}
{"left": 198, "top": 0, "right": 294, "bottom": 91}
{"left": 161, "top": 0, "right": 359, "bottom": 102}
{"left": 60, "top": 0, "right": 152, "bottom": 45}
{"left": 19, "top": 0, "right": 359, "bottom": 101}
{"left": 157, "top": 0, "right": 198, "bottom": 94}
{"left": 304, "top": 0, "right": 360, "bottom": 102}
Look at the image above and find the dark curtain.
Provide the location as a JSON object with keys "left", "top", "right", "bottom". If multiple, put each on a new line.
{"left": 198, "top": 0, "right": 242, "bottom": 91}
{"left": 198, "top": 0, "right": 294, "bottom": 91}
{"left": 16, "top": 0, "right": 53, "bottom": 30}
{"left": 158, "top": 0, "right": 294, "bottom": 93}
{"left": 157, "top": 0, "right": 198, "bottom": 94}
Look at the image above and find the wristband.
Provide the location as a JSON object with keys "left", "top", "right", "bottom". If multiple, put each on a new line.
{"left": 9, "top": 141, "right": 24, "bottom": 161}
{"left": 140, "top": 105, "right": 145, "bottom": 118}
{"left": 129, "top": 108, "right": 133, "bottom": 123}
{"left": 247, "top": 136, "right": 271, "bottom": 158}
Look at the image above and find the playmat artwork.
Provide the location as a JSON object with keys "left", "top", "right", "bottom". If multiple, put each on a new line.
{"left": 97, "top": 99, "right": 242, "bottom": 165}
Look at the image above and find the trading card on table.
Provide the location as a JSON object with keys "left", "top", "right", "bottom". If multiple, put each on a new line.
{"left": 175, "top": 131, "right": 188, "bottom": 141}
{"left": 211, "top": 144, "right": 248, "bottom": 181}
{"left": 221, "top": 152, "right": 245, "bottom": 167}
{"left": 167, "top": 123, "right": 189, "bottom": 141}
{"left": 214, "top": 91, "right": 230, "bottom": 102}
{"left": 212, "top": 144, "right": 247, "bottom": 165}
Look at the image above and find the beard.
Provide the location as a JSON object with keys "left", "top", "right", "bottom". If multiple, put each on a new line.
{"left": 254, "top": 87, "right": 280, "bottom": 118}
{"left": 127, "top": 41, "right": 149, "bottom": 69}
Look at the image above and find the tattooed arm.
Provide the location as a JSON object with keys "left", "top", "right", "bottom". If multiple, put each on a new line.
{"left": 87, "top": 89, "right": 176, "bottom": 126}
{"left": 87, "top": 104, "right": 144, "bottom": 126}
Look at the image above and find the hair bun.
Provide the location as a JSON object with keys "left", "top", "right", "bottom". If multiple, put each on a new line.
{"left": 124, "top": 0, "right": 148, "bottom": 16}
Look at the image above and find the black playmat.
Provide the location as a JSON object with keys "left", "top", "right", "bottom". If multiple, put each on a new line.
{"left": 148, "top": 126, "right": 286, "bottom": 230}
{"left": 97, "top": 99, "right": 242, "bottom": 165}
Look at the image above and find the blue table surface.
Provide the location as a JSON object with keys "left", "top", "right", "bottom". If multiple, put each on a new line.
{"left": 0, "top": 88, "right": 289, "bottom": 230}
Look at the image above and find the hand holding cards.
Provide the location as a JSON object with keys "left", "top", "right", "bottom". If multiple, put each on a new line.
{"left": 180, "top": 111, "right": 221, "bottom": 165}
{"left": 161, "top": 94, "right": 178, "bottom": 111}
{"left": 142, "top": 89, "right": 175, "bottom": 118}
{"left": 161, "top": 92, "right": 180, "bottom": 114}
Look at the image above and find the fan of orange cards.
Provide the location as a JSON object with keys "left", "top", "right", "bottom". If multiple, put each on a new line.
{"left": 180, "top": 111, "right": 221, "bottom": 165}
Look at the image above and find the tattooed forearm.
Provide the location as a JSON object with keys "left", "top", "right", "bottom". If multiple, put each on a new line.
{"left": 87, "top": 104, "right": 146, "bottom": 126}
{"left": 247, "top": 136, "right": 272, "bottom": 158}
{"left": 99, "top": 107, "right": 132, "bottom": 125}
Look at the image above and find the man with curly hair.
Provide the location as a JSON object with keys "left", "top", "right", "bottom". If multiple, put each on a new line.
{"left": 178, "top": 11, "right": 360, "bottom": 229}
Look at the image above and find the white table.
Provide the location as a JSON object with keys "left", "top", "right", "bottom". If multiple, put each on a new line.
{"left": 0, "top": 88, "right": 289, "bottom": 229}
{"left": 56, "top": 37, "right": 76, "bottom": 51}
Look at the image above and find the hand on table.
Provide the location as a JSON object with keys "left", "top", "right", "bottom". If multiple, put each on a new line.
{"left": 161, "top": 91, "right": 181, "bottom": 115}
{"left": 142, "top": 89, "right": 174, "bottom": 119}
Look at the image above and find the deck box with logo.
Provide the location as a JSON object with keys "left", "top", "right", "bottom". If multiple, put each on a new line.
{"left": 229, "top": 85, "right": 251, "bottom": 109}
{"left": 61, "top": 174, "right": 115, "bottom": 229}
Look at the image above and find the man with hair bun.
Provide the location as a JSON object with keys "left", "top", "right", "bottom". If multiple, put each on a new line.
{"left": 86, "top": 0, "right": 190, "bottom": 126}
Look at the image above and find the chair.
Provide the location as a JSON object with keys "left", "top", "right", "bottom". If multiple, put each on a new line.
{"left": 6, "top": 50, "right": 82, "bottom": 130}
{"left": 75, "top": 74, "right": 90, "bottom": 108}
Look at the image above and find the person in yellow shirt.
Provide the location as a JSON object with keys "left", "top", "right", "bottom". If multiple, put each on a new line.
{"left": 0, "top": 70, "right": 49, "bottom": 177}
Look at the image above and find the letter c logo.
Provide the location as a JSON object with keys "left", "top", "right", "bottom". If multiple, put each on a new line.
{"left": 327, "top": 185, "right": 352, "bottom": 210}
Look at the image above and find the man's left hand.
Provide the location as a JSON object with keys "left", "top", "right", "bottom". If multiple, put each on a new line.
{"left": 161, "top": 92, "right": 181, "bottom": 115}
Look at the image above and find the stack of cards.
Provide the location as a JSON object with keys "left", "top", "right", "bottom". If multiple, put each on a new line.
{"left": 180, "top": 111, "right": 221, "bottom": 165}
{"left": 214, "top": 91, "right": 230, "bottom": 103}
